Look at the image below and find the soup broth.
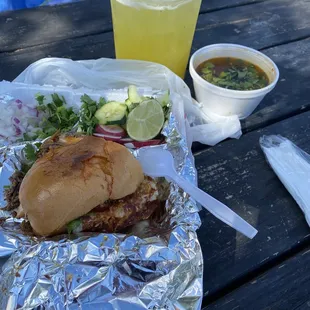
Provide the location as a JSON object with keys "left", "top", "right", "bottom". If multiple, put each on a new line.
{"left": 196, "top": 57, "right": 269, "bottom": 91}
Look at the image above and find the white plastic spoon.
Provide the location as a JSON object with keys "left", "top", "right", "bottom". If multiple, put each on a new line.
{"left": 137, "top": 147, "right": 258, "bottom": 239}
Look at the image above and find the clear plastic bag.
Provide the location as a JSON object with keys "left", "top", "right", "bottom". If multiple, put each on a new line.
{"left": 260, "top": 135, "right": 310, "bottom": 226}
{"left": 13, "top": 57, "right": 242, "bottom": 146}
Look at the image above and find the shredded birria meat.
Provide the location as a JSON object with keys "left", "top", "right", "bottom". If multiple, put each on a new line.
{"left": 3, "top": 170, "right": 24, "bottom": 211}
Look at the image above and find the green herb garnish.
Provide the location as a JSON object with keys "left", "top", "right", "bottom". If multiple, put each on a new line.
{"left": 21, "top": 142, "right": 42, "bottom": 173}
{"left": 198, "top": 58, "right": 269, "bottom": 91}
{"left": 23, "top": 144, "right": 38, "bottom": 162}
{"left": 23, "top": 133, "right": 34, "bottom": 142}
{"left": 67, "top": 219, "right": 82, "bottom": 234}
{"left": 78, "top": 94, "right": 106, "bottom": 135}
{"left": 34, "top": 93, "right": 79, "bottom": 139}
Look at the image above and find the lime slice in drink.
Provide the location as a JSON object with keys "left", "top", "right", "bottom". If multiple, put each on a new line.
{"left": 126, "top": 99, "right": 165, "bottom": 141}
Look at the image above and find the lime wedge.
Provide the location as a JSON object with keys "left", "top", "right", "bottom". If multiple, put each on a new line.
{"left": 126, "top": 99, "right": 165, "bottom": 141}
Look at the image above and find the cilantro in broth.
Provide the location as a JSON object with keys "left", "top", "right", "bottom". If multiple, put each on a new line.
{"left": 197, "top": 57, "right": 269, "bottom": 91}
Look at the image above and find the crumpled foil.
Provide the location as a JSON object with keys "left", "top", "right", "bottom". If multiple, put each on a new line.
{"left": 0, "top": 89, "right": 203, "bottom": 310}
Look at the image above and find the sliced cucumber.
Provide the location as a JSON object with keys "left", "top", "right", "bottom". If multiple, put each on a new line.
{"left": 106, "top": 115, "right": 127, "bottom": 126}
{"left": 125, "top": 98, "right": 139, "bottom": 112}
{"left": 128, "top": 85, "right": 142, "bottom": 103}
{"left": 125, "top": 99, "right": 132, "bottom": 107}
{"left": 95, "top": 101, "right": 127, "bottom": 125}
{"left": 157, "top": 90, "right": 170, "bottom": 107}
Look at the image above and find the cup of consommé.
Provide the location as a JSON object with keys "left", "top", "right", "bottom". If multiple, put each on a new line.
{"left": 189, "top": 44, "right": 279, "bottom": 119}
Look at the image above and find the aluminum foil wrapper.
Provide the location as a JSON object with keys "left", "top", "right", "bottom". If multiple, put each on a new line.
{"left": 0, "top": 89, "right": 203, "bottom": 310}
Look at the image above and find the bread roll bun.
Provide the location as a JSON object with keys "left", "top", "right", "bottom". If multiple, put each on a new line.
{"left": 19, "top": 136, "right": 144, "bottom": 236}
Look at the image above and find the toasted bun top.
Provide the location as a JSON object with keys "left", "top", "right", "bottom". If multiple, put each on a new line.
{"left": 19, "top": 136, "right": 144, "bottom": 236}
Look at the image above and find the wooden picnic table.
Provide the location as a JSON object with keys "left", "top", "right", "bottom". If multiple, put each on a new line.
{"left": 1, "top": 0, "right": 310, "bottom": 308}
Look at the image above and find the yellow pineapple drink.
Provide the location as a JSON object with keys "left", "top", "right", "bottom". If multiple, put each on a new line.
{"left": 110, "top": 0, "right": 202, "bottom": 78}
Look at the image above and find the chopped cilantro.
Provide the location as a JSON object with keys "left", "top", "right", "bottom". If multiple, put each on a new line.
{"left": 18, "top": 92, "right": 109, "bottom": 141}
{"left": 23, "top": 133, "right": 34, "bottom": 142}
{"left": 21, "top": 163, "right": 32, "bottom": 174}
{"left": 33, "top": 93, "right": 79, "bottom": 140}
{"left": 98, "top": 97, "right": 107, "bottom": 108}
{"left": 21, "top": 142, "right": 42, "bottom": 173}
{"left": 23, "top": 144, "right": 37, "bottom": 162}
{"left": 78, "top": 94, "right": 106, "bottom": 135}
{"left": 35, "top": 93, "right": 45, "bottom": 107}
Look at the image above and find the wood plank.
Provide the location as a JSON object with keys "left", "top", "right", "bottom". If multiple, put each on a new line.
{"left": 0, "top": 0, "right": 261, "bottom": 52}
{"left": 203, "top": 246, "right": 310, "bottom": 310}
{"left": 194, "top": 110, "right": 310, "bottom": 300}
{"left": 1, "top": 0, "right": 310, "bottom": 90}
{"left": 200, "top": 0, "right": 269, "bottom": 13}
{"left": 0, "top": 32, "right": 115, "bottom": 81}
{"left": 294, "top": 300, "right": 310, "bottom": 310}
{"left": 192, "top": 0, "right": 310, "bottom": 53}
{"left": 242, "top": 38, "right": 310, "bottom": 133}
{"left": 1, "top": 0, "right": 309, "bottom": 54}
{"left": 0, "top": 0, "right": 113, "bottom": 52}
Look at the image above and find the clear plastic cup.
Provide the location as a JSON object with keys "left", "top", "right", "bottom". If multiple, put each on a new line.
{"left": 110, "top": 0, "right": 202, "bottom": 79}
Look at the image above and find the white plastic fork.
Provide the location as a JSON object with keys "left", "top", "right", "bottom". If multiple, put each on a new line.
{"left": 137, "top": 147, "right": 258, "bottom": 239}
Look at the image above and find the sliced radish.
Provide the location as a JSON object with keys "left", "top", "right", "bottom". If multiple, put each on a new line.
{"left": 119, "top": 137, "right": 134, "bottom": 143}
{"left": 93, "top": 133, "right": 133, "bottom": 144}
{"left": 93, "top": 133, "right": 123, "bottom": 142}
{"left": 116, "top": 137, "right": 135, "bottom": 145}
{"left": 93, "top": 133, "right": 164, "bottom": 148}
{"left": 95, "top": 125, "right": 126, "bottom": 138}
